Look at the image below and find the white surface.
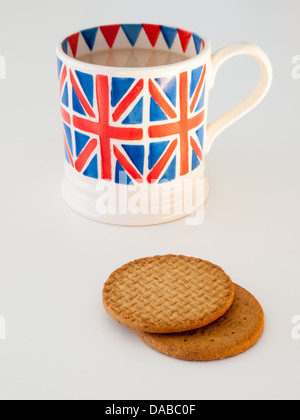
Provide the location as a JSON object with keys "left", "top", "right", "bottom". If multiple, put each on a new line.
{"left": 0, "top": 0, "right": 300, "bottom": 400}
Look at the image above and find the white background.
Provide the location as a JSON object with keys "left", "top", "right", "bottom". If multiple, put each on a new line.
{"left": 0, "top": 0, "right": 300, "bottom": 400}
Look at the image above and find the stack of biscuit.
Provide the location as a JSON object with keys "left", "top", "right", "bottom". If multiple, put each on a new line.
{"left": 102, "top": 255, "right": 264, "bottom": 361}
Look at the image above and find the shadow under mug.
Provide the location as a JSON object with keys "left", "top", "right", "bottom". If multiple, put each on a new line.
{"left": 56, "top": 24, "right": 272, "bottom": 226}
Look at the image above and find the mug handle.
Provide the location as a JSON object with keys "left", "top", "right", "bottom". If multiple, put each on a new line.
{"left": 205, "top": 42, "right": 273, "bottom": 154}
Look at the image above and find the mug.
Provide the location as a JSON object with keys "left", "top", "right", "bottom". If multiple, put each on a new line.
{"left": 56, "top": 24, "right": 272, "bottom": 226}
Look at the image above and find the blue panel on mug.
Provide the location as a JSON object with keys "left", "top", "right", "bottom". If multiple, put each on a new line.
{"left": 190, "top": 66, "right": 203, "bottom": 99}
{"left": 64, "top": 144, "right": 71, "bottom": 165}
{"left": 61, "top": 84, "right": 69, "bottom": 107}
{"left": 115, "top": 161, "right": 133, "bottom": 185}
{"left": 159, "top": 156, "right": 176, "bottom": 183}
{"left": 122, "top": 145, "right": 145, "bottom": 175}
{"left": 192, "top": 150, "right": 201, "bottom": 170}
{"left": 150, "top": 98, "right": 168, "bottom": 122}
{"left": 75, "top": 131, "right": 90, "bottom": 157}
{"left": 63, "top": 123, "right": 73, "bottom": 155}
{"left": 122, "top": 98, "right": 143, "bottom": 125}
{"left": 72, "top": 88, "right": 86, "bottom": 115}
{"left": 83, "top": 155, "right": 98, "bottom": 179}
{"left": 57, "top": 58, "right": 63, "bottom": 78}
{"left": 75, "top": 70, "right": 94, "bottom": 107}
{"left": 195, "top": 85, "right": 206, "bottom": 112}
{"left": 148, "top": 141, "right": 170, "bottom": 170}
{"left": 155, "top": 76, "right": 177, "bottom": 107}
{"left": 196, "top": 126, "right": 204, "bottom": 149}
{"left": 111, "top": 78, "right": 135, "bottom": 107}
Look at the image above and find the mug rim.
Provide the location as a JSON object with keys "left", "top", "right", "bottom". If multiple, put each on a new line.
{"left": 56, "top": 23, "right": 211, "bottom": 73}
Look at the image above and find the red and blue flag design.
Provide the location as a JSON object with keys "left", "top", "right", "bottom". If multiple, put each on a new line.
{"left": 58, "top": 58, "right": 206, "bottom": 185}
{"left": 148, "top": 65, "right": 206, "bottom": 183}
{"left": 59, "top": 58, "right": 145, "bottom": 183}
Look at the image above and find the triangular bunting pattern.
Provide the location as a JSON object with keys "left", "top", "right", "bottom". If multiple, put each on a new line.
{"left": 81, "top": 27, "right": 98, "bottom": 51}
{"left": 100, "top": 25, "right": 121, "bottom": 48}
{"left": 193, "top": 34, "right": 202, "bottom": 55}
{"left": 178, "top": 29, "right": 193, "bottom": 53}
{"left": 62, "top": 38, "right": 68, "bottom": 54}
{"left": 67, "top": 33, "right": 80, "bottom": 57}
{"left": 121, "top": 24, "right": 143, "bottom": 47}
{"left": 160, "top": 26, "right": 177, "bottom": 50}
{"left": 142, "top": 24, "right": 161, "bottom": 47}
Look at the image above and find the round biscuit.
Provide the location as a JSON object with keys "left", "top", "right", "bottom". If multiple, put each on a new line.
{"left": 102, "top": 255, "right": 234, "bottom": 334}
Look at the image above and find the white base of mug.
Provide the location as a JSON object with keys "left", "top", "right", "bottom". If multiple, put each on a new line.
{"left": 62, "top": 163, "right": 209, "bottom": 226}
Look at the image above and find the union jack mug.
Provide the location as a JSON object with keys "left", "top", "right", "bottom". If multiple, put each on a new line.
{"left": 57, "top": 24, "right": 272, "bottom": 225}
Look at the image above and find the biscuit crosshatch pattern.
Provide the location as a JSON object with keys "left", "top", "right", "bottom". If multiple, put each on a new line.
{"left": 58, "top": 24, "right": 207, "bottom": 185}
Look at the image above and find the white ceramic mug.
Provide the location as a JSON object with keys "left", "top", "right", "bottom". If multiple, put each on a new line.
{"left": 57, "top": 24, "right": 272, "bottom": 225}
